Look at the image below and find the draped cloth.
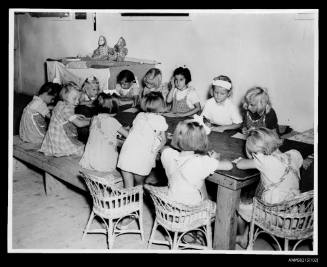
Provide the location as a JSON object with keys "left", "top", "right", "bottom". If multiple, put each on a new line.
{"left": 46, "top": 61, "right": 110, "bottom": 92}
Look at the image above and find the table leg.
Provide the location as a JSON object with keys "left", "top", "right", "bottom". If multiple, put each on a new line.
{"left": 213, "top": 185, "right": 241, "bottom": 250}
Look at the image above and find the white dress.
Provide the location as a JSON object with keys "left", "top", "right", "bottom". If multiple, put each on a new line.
{"left": 201, "top": 98, "right": 243, "bottom": 125}
{"left": 161, "top": 148, "right": 220, "bottom": 206}
{"left": 117, "top": 112, "right": 168, "bottom": 176}
{"left": 79, "top": 114, "right": 122, "bottom": 172}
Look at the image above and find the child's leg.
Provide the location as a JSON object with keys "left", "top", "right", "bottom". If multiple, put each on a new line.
{"left": 121, "top": 170, "right": 134, "bottom": 188}
{"left": 236, "top": 215, "right": 249, "bottom": 249}
{"left": 134, "top": 174, "right": 146, "bottom": 186}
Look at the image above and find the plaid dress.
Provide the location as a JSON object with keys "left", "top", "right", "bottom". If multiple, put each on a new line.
{"left": 40, "top": 101, "right": 84, "bottom": 157}
{"left": 19, "top": 96, "right": 49, "bottom": 144}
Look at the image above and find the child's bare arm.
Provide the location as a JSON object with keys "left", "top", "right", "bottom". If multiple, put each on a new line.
{"left": 216, "top": 159, "right": 233, "bottom": 171}
{"left": 236, "top": 158, "right": 256, "bottom": 169}
{"left": 118, "top": 126, "right": 129, "bottom": 138}
{"left": 166, "top": 81, "right": 175, "bottom": 104}
{"left": 71, "top": 116, "right": 91, "bottom": 127}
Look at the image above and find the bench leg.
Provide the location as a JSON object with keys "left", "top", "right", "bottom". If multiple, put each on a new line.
{"left": 44, "top": 172, "right": 68, "bottom": 196}
{"left": 13, "top": 158, "right": 29, "bottom": 172}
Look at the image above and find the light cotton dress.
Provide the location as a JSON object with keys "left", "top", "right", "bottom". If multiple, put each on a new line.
{"left": 238, "top": 149, "right": 303, "bottom": 222}
{"left": 79, "top": 114, "right": 122, "bottom": 172}
{"left": 117, "top": 112, "right": 168, "bottom": 176}
{"left": 161, "top": 147, "right": 220, "bottom": 206}
{"left": 40, "top": 101, "right": 84, "bottom": 157}
{"left": 19, "top": 96, "right": 50, "bottom": 144}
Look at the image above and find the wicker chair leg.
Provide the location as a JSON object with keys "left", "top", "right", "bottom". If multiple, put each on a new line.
{"left": 284, "top": 238, "right": 289, "bottom": 251}
{"left": 82, "top": 211, "right": 95, "bottom": 240}
{"left": 247, "top": 222, "right": 255, "bottom": 250}
{"left": 206, "top": 223, "right": 213, "bottom": 249}
{"left": 172, "top": 231, "right": 179, "bottom": 250}
{"left": 147, "top": 218, "right": 158, "bottom": 248}
{"left": 138, "top": 210, "right": 145, "bottom": 241}
{"left": 107, "top": 219, "right": 115, "bottom": 249}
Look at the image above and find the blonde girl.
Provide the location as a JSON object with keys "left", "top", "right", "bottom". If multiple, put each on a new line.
{"left": 164, "top": 66, "right": 201, "bottom": 118}
{"left": 242, "top": 86, "right": 278, "bottom": 134}
{"left": 141, "top": 68, "right": 169, "bottom": 101}
{"left": 79, "top": 76, "right": 100, "bottom": 107}
{"left": 201, "top": 75, "right": 242, "bottom": 132}
{"left": 235, "top": 127, "right": 303, "bottom": 248}
{"left": 117, "top": 91, "right": 168, "bottom": 188}
{"left": 40, "top": 82, "right": 90, "bottom": 157}
{"left": 79, "top": 93, "right": 129, "bottom": 172}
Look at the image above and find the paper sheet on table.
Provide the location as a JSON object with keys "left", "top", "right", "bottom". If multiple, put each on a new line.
{"left": 231, "top": 132, "right": 247, "bottom": 140}
{"left": 122, "top": 107, "right": 139, "bottom": 113}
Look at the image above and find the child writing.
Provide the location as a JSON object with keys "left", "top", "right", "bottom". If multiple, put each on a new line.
{"left": 40, "top": 82, "right": 91, "bottom": 157}
{"left": 19, "top": 82, "right": 62, "bottom": 145}
{"left": 235, "top": 127, "right": 303, "bottom": 248}
{"left": 91, "top": 35, "right": 116, "bottom": 60}
{"left": 164, "top": 66, "right": 201, "bottom": 118}
{"left": 79, "top": 93, "right": 129, "bottom": 172}
{"left": 141, "top": 68, "right": 169, "bottom": 101}
{"left": 201, "top": 75, "right": 243, "bottom": 132}
{"left": 117, "top": 91, "right": 168, "bottom": 188}
{"left": 114, "top": 69, "right": 141, "bottom": 107}
{"left": 242, "top": 86, "right": 279, "bottom": 135}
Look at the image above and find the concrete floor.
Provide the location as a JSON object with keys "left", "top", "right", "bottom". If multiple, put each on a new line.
{"left": 10, "top": 167, "right": 312, "bottom": 253}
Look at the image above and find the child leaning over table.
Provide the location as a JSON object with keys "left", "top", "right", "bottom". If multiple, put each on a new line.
{"left": 19, "top": 82, "right": 62, "bottom": 145}
{"left": 235, "top": 127, "right": 303, "bottom": 248}
{"left": 40, "top": 82, "right": 91, "bottom": 157}
{"left": 161, "top": 119, "right": 233, "bottom": 244}
{"left": 201, "top": 75, "right": 242, "bottom": 132}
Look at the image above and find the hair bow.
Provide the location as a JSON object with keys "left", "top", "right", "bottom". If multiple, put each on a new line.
{"left": 193, "top": 114, "right": 211, "bottom": 135}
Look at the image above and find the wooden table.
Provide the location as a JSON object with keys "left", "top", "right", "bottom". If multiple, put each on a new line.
{"left": 115, "top": 111, "right": 314, "bottom": 250}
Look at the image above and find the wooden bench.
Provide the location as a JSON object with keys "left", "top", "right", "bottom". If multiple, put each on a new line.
{"left": 12, "top": 135, "right": 122, "bottom": 196}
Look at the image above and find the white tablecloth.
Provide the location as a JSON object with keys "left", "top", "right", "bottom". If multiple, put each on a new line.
{"left": 46, "top": 61, "right": 110, "bottom": 92}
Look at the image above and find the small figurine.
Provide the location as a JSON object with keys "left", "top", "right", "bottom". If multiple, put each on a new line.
{"left": 92, "top": 35, "right": 115, "bottom": 60}
{"left": 114, "top": 37, "right": 128, "bottom": 62}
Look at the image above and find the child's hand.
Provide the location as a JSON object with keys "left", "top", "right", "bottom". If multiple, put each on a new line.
{"left": 212, "top": 126, "right": 225, "bottom": 133}
{"left": 232, "top": 157, "right": 243, "bottom": 164}
{"left": 169, "top": 77, "right": 175, "bottom": 90}
{"left": 208, "top": 150, "right": 221, "bottom": 160}
{"left": 242, "top": 127, "right": 249, "bottom": 135}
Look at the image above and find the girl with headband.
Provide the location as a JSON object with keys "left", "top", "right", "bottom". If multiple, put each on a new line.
{"left": 201, "top": 75, "right": 243, "bottom": 132}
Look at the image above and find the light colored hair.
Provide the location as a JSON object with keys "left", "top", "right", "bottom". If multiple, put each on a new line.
{"left": 81, "top": 76, "right": 100, "bottom": 93}
{"left": 140, "top": 91, "right": 166, "bottom": 113}
{"left": 143, "top": 68, "right": 162, "bottom": 89}
{"left": 245, "top": 127, "right": 283, "bottom": 158}
{"left": 243, "top": 86, "right": 271, "bottom": 114}
{"left": 171, "top": 119, "right": 209, "bottom": 154}
{"left": 59, "top": 81, "right": 80, "bottom": 101}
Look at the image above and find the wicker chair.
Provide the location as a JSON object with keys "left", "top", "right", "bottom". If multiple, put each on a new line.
{"left": 80, "top": 171, "right": 145, "bottom": 249}
{"left": 144, "top": 184, "right": 215, "bottom": 250}
{"left": 247, "top": 190, "right": 314, "bottom": 251}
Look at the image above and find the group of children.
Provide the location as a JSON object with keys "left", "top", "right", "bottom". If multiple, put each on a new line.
{"left": 18, "top": 65, "right": 303, "bottom": 248}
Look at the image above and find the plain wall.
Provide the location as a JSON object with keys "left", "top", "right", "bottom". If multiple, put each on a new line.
{"left": 13, "top": 11, "right": 317, "bottom": 132}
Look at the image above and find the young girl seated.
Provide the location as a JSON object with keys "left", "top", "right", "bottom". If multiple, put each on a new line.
{"left": 242, "top": 86, "right": 279, "bottom": 135}
{"left": 141, "top": 68, "right": 169, "bottom": 101}
{"left": 79, "top": 93, "right": 129, "bottom": 172}
{"left": 201, "top": 75, "right": 243, "bottom": 132}
{"left": 164, "top": 67, "right": 201, "bottom": 118}
{"left": 117, "top": 91, "right": 168, "bottom": 188}
{"left": 114, "top": 69, "right": 140, "bottom": 107}
{"left": 235, "top": 127, "right": 303, "bottom": 248}
{"left": 161, "top": 119, "right": 233, "bottom": 206}
{"left": 40, "top": 82, "right": 91, "bottom": 157}
{"left": 91, "top": 35, "right": 116, "bottom": 60}
{"left": 161, "top": 119, "right": 233, "bottom": 244}
{"left": 19, "top": 82, "right": 62, "bottom": 145}
{"left": 113, "top": 37, "right": 128, "bottom": 62}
